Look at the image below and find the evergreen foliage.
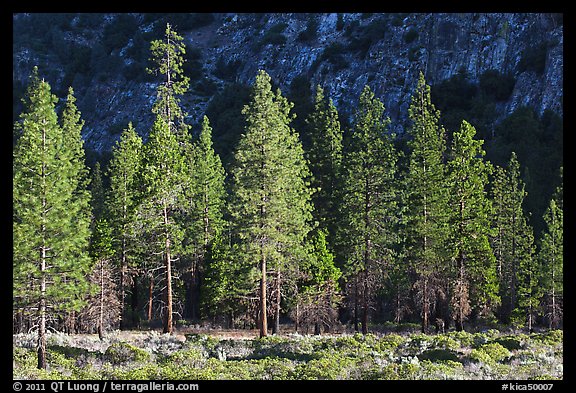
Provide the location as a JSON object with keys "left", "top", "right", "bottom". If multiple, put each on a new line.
{"left": 305, "top": 85, "right": 343, "bottom": 238}
{"left": 13, "top": 71, "right": 92, "bottom": 368}
{"left": 538, "top": 169, "right": 563, "bottom": 329}
{"left": 490, "top": 152, "right": 536, "bottom": 325}
{"left": 12, "top": 18, "right": 562, "bottom": 339}
{"left": 446, "top": 120, "right": 498, "bottom": 330}
{"left": 230, "top": 70, "right": 314, "bottom": 336}
{"left": 106, "top": 122, "right": 143, "bottom": 329}
{"left": 404, "top": 73, "right": 450, "bottom": 333}
{"left": 339, "top": 85, "right": 399, "bottom": 334}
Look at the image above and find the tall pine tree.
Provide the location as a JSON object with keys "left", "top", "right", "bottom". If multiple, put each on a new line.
{"left": 490, "top": 152, "right": 535, "bottom": 325}
{"left": 13, "top": 71, "right": 92, "bottom": 368}
{"left": 305, "top": 85, "right": 343, "bottom": 238}
{"left": 539, "top": 167, "right": 563, "bottom": 329}
{"left": 106, "top": 122, "right": 143, "bottom": 329}
{"left": 140, "top": 23, "right": 191, "bottom": 334}
{"left": 181, "top": 115, "right": 226, "bottom": 320}
{"left": 230, "top": 70, "right": 314, "bottom": 337}
{"left": 447, "top": 120, "right": 498, "bottom": 331}
{"left": 404, "top": 72, "right": 450, "bottom": 333}
{"left": 340, "top": 85, "right": 398, "bottom": 334}
{"left": 139, "top": 116, "right": 186, "bottom": 334}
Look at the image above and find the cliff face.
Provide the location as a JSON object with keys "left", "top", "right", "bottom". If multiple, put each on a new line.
{"left": 13, "top": 13, "right": 563, "bottom": 153}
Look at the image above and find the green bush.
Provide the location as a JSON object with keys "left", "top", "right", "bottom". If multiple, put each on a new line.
{"left": 419, "top": 349, "right": 460, "bottom": 363}
{"left": 104, "top": 342, "right": 151, "bottom": 365}
{"left": 375, "top": 333, "right": 405, "bottom": 352}
{"left": 446, "top": 330, "right": 475, "bottom": 347}
{"left": 419, "top": 359, "right": 464, "bottom": 379}
{"left": 532, "top": 330, "right": 563, "bottom": 346}
{"left": 295, "top": 352, "right": 358, "bottom": 380}
{"left": 432, "top": 334, "right": 460, "bottom": 351}
{"left": 492, "top": 335, "right": 527, "bottom": 351}
{"left": 469, "top": 342, "right": 511, "bottom": 364}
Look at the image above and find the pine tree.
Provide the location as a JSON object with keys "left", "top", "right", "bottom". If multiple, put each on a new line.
{"left": 139, "top": 116, "right": 186, "bottom": 334}
{"left": 305, "top": 85, "right": 343, "bottom": 237}
{"left": 340, "top": 85, "right": 398, "bottom": 334}
{"left": 230, "top": 70, "right": 314, "bottom": 337}
{"left": 404, "top": 72, "right": 450, "bottom": 333}
{"left": 181, "top": 115, "right": 226, "bottom": 320}
{"left": 106, "top": 122, "right": 143, "bottom": 329}
{"left": 84, "top": 218, "right": 119, "bottom": 340}
{"left": 147, "top": 22, "right": 190, "bottom": 141}
{"left": 140, "top": 23, "right": 191, "bottom": 334}
{"left": 490, "top": 152, "right": 535, "bottom": 324}
{"left": 447, "top": 120, "right": 498, "bottom": 331}
{"left": 539, "top": 168, "right": 563, "bottom": 329}
{"left": 90, "top": 161, "right": 106, "bottom": 221}
{"left": 295, "top": 228, "right": 342, "bottom": 334}
{"left": 13, "top": 72, "right": 92, "bottom": 369}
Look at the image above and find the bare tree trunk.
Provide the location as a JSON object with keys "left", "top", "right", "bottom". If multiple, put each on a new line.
{"left": 98, "top": 260, "right": 105, "bottom": 340}
{"left": 119, "top": 236, "right": 127, "bottom": 330}
{"left": 260, "top": 248, "right": 268, "bottom": 337}
{"left": 163, "top": 203, "right": 173, "bottom": 334}
{"left": 422, "top": 277, "right": 429, "bottom": 333}
{"left": 37, "top": 246, "right": 47, "bottom": 370}
{"left": 131, "top": 278, "right": 139, "bottom": 328}
{"left": 361, "top": 273, "right": 369, "bottom": 335}
{"left": 272, "top": 270, "right": 281, "bottom": 335}
{"left": 353, "top": 277, "right": 359, "bottom": 332}
{"left": 148, "top": 274, "right": 154, "bottom": 322}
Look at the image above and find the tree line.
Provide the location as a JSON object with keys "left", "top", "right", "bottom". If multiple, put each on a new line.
{"left": 13, "top": 25, "right": 563, "bottom": 370}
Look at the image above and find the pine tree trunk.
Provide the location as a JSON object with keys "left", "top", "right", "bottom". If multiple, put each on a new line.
{"left": 260, "top": 250, "right": 268, "bottom": 338}
{"left": 37, "top": 246, "right": 47, "bottom": 370}
{"left": 422, "top": 277, "right": 429, "bottom": 333}
{"left": 353, "top": 277, "right": 359, "bottom": 332}
{"left": 148, "top": 274, "right": 154, "bottom": 322}
{"left": 163, "top": 203, "right": 173, "bottom": 334}
{"left": 99, "top": 260, "right": 105, "bottom": 340}
{"left": 273, "top": 270, "right": 281, "bottom": 334}
{"left": 361, "top": 275, "right": 369, "bottom": 335}
{"left": 119, "top": 219, "right": 127, "bottom": 330}
{"left": 131, "top": 279, "right": 139, "bottom": 328}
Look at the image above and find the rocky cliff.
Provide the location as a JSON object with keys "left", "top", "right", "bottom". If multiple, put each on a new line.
{"left": 12, "top": 13, "right": 563, "bottom": 153}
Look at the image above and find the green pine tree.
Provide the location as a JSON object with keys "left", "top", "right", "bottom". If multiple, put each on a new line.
{"left": 140, "top": 23, "right": 191, "bottom": 334}
{"left": 305, "top": 85, "right": 343, "bottom": 237}
{"left": 90, "top": 161, "right": 106, "bottom": 221}
{"left": 13, "top": 72, "right": 92, "bottom": 369}
{"left": 340, "top": 85, "right": 399, "bottom": 334}
{"left": 230, "top": 70, "right": 314, "bottom": 337}
{"left": 296, "top": 228, "right": 342, "bottom": 334}
{"left": 139, "top": 116, "right": 186, "bottom": 334}
{"left": 147, "top": 22, "right": 191, "bottom": 141}
{"left": 106, "top": 122, "right": 143, "bottom": 329}
{"left": 490, "top": 152, "right": 535, "bottom": 325}
{"left": 447, "top": 120, "right": 498, "bottom": 331}
{"left": 404, "top": 72, "right": 450, "bottom": 333}
{"left": 86, "top": 218, "right": 119, "bottom": 340}
{"left": 539, "top": 167, "right": 563, "bottom": 329}
{"left": 181, "top": 115, "right": 226, "bottom": 320}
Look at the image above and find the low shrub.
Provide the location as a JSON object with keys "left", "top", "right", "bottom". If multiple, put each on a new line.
{"left": 418, "top": 349, "right": 461, "bottom": 363}
{"left": 469, "top": 342, "right": 511, "bottom": 365}
{"left": 104, "top": 342, "right": 151, "bottom": 365}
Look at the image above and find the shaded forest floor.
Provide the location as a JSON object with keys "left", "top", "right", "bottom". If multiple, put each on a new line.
{"left": 13, "top": 328, "right": 562, "bottom": 380}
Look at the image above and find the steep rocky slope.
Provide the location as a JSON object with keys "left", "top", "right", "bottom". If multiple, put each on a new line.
{"left": 13, "top": 13, "right": 563, "bottom": 153}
